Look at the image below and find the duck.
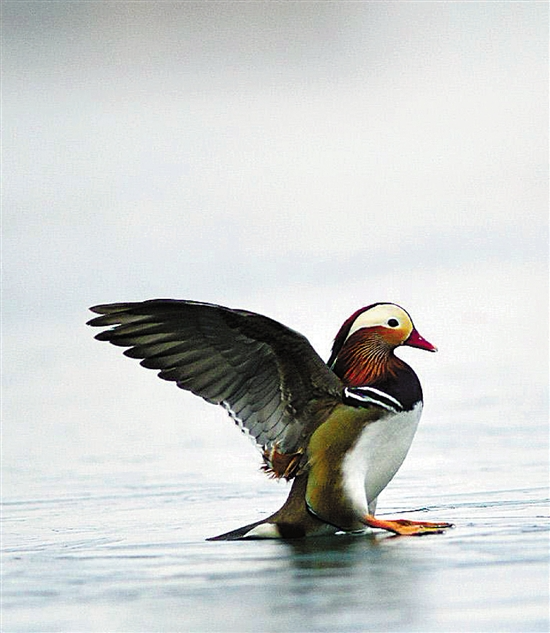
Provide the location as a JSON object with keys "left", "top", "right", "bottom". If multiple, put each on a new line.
{"left": 88, "top": 299, "right": 453, "bottom": 540}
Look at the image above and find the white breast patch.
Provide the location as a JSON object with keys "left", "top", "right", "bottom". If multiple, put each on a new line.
{"left": 341, "top": 403, "right": 423, "bottom": 517}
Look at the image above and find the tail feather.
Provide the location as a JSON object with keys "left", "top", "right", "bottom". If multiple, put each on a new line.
{"left": 207, "top": 519, "right": 278, "bottom": 541}
{"left": 207, "top": 474, "right": 332, "bottom": 541}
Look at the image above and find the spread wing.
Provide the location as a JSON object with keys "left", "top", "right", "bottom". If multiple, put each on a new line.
{"left": 88, "top": 300, "right": 343, "bottom": 462}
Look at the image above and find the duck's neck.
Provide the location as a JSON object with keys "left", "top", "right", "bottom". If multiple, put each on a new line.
{"left": 331, "top": 333, "right": 404, "bottom": 387}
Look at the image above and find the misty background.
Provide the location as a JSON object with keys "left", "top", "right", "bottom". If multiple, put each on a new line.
{"left": 3, "top": 1, "right": 548, "bottom": 507}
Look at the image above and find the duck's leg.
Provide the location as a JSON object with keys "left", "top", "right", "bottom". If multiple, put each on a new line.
{"left": 362, "top": 514, "right": 453, "bottom": 536}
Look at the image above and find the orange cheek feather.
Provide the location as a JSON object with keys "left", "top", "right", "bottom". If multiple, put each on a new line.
{"left": 371, "top": 325, "right": 409, "bottom": 347}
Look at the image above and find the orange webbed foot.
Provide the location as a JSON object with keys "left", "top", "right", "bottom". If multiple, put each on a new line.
{"left": 362, "top": 514, "right": 454, "bottom": 536}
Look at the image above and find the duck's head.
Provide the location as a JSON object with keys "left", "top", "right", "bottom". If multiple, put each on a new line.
{"left": 328, "top": 303, "right": 437, "bottom": 385}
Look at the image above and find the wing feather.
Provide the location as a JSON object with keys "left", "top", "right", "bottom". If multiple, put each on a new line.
{"left": 88, "top": 299, "right": 342, "bottom": 460}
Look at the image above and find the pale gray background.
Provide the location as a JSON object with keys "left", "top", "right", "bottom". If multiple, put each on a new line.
{"left": 3, "top": 2, "right": 548, "bottom": 632}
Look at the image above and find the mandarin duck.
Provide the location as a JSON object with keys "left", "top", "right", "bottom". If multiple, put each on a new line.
{"left": 88, "top": 300, "right": 452, "bottom": 540}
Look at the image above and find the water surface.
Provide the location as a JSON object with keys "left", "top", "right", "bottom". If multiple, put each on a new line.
{"left": 3, "top": 395, "right": 548, "bottom": 632}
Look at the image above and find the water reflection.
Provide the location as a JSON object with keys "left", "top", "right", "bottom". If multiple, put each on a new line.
{"left": 216, "top": 534, "right": 428, "bottom": 631}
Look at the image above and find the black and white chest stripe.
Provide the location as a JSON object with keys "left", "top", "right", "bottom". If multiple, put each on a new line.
{"left": 343, "top": 386, "right": 404, "bottom": 413}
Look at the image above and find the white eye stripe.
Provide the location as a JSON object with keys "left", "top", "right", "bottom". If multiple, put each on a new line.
{"left": 345, "top": 304, "right": 412, "bottom": 342}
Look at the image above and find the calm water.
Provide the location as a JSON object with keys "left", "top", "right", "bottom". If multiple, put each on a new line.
{"left": 3, "top": 375, "right": 548, "bottom": 632}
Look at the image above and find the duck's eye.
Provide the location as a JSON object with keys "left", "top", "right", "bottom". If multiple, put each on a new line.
{"left": 387, "top": 318, "right": 399, "bottom": 327}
